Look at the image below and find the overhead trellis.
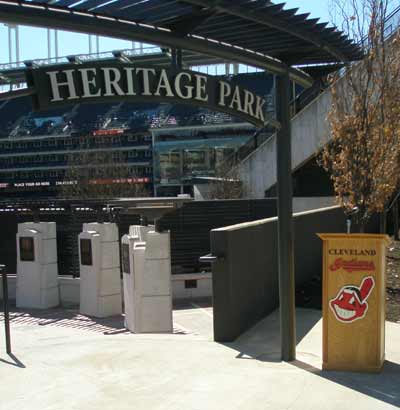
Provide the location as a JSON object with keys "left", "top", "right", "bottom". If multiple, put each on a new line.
{"left": 0, "top": 0, "right": 362, "bottom": 88}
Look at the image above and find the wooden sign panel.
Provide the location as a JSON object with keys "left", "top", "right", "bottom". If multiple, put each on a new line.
{"left": 318, "top": 233, "right": 390, "bottom": 373}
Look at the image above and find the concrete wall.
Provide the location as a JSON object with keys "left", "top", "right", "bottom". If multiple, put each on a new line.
{"left": 293, "top": 197, "right": 336, "bottom": 213}
{"left": 0, "top": 272, "right": 212, "bottom": 305}
{"left": 237, "top": 90, "right": 332, "bottom": 198}
{"left": 210, "top": 205, "right": 379, "bottom": 342}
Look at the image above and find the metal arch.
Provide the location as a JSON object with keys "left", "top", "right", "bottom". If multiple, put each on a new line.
{"left": 179, "top": 0, "right": 350, "bottom": 63}
{"left": 0, "top": 0, "right": 313, "bottom": 88}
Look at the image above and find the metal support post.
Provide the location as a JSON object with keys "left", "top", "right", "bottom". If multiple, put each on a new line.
{"left": 379, "top": 211, "right": 387, "bottom": 234}
{"left": 176, "top": 49, "right": 182, "bottom": 69}
{"left": 47, "top": 28, "right": 51, "bottom": 59}
{"left": 1, "top": 265, "right": 11, "bottom": 354}
{"left": 171, "top": 48, "right": 182, "bottom": 69}
{"left": 55, "top": 30, "right": 59, "bottom": 60}
{"left": 276, "top": 70, "right": 296, "bottom": 362}
{"left": 225, "top": 63, "right": 230, "bottom": 75}
{"left": 15, "top": 25, "right": 19, "bottom": 63}
{"left": 394, "top": 200, "right": 399, "bottom": 241}
{"left": 7, "top": 25, "right": 12, "bottom": 63}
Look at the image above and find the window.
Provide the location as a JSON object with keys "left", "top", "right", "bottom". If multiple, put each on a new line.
{"left": 144, "top": 151, "right": 152, "bottom": 158}
{"left": 128, "top": 135, "right": 137, "bottom": 142}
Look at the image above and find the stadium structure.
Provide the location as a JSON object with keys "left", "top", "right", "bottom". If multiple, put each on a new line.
{"left": 0, "top": 44, "right": 280, "bottom": 198}
{"left": 0, "top": 3, "right": 398, "bottom": 201}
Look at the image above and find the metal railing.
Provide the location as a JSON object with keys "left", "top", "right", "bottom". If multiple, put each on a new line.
{"left": 1, "top": 264, "right": 11, "bottom": 355}
{"left": 0, "top": 45, "right": 162, "bottom": 72}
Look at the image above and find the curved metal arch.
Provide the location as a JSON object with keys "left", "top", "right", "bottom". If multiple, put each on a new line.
{"left": 180, "top": 0, "right": 350, "bottom": 63}
{"left": 0, "top": 0, "right": 313, "bottom": 88}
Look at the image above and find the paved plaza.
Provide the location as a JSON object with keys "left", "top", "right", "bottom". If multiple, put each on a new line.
{"left": 0, "top": 303, "right": 399, "bottom": 410}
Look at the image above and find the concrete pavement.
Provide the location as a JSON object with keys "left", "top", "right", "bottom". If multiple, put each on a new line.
{"left": 0, "top": 304, "right": 399, "bottom": 410}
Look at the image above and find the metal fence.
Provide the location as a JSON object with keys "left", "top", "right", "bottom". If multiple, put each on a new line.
{"left": 0, "top": 198, "right": 277, "bottom": 276}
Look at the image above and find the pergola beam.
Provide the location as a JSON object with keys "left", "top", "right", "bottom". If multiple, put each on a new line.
{"left": 179, "top": 0, "right": 349, "bottom": 63}
{"left": 0, "top": 1, "right": 313, "bottom": 87}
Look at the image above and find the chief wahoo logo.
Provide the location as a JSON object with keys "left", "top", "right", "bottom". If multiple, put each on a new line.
{"left": 329, "top": 276, "right": 375, "bottom": 323}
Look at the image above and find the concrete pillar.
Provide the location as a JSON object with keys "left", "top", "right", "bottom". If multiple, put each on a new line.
{"left": 122, "top": 226, "right": 172, "bottom": 333}
{"left": 16, "top": 222, "right": 59, "bottom": 309}
{"left": 79, "top": 223, "right": 122, "bottom": 318}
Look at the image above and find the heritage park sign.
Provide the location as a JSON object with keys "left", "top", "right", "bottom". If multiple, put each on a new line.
{"left": 26, "top": 63, "right": 268, "bottom": 127}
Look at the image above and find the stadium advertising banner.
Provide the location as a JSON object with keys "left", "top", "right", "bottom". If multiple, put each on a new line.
{"left": 26, "top": 63, "right": 267, "bottom": 127}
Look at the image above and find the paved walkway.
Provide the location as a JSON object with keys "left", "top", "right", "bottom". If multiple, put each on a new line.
{"left": 0, "top": 304, "right": 399, "bottom": 410}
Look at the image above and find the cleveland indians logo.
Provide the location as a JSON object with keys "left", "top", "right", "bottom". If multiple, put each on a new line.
{"left": 329, "top": 276, "right": 375, "bottom": 323}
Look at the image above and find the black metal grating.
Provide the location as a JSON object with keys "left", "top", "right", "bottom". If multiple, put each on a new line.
{"left": 0, "top": 199, "right": 276, "bottom": 276}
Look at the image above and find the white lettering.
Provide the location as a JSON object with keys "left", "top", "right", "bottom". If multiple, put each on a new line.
{"left": 154, "top": 69, "right": 174, "bottom": 97}
{"left": 136, "top": 68, "right": 156, "bottom": 96}
{"left": 229, "top": 86, "right": 244, "bottom": 112}
{"left": 174, "top": 72, "right": 194, "bottom": 99}
{"left": 79, "top": 68, "right": 101, "bottom": 98}
{"left": 124, "top": 67, "right": 137, "bottom": 96}
{"left": 255, "top": 96, "right": 265, "bottom": 122}
{"left": 101, "top": 67, "right": 125, "bottom": 96}
{"left": 194, "top": 74, "right": 208, "bottom": 102}
{"left": 218, "top": 81, "right": 231, "bottom": 106}
{"left": 243, "top": 90, "right": 255, "bottom": 116}
{"left": 47, "top": 70, "right": 78, "bottom": 102}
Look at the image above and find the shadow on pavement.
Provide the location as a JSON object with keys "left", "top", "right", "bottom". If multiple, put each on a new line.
{"left": 291, "top": 359, "right": 400, "bottom": 407}
{"left": 0, "top": 353, "right": 26, "bottom": 368}
{"left": 1, "top": 306, "right": 125, "bottom": 335}
{"left": 222, "top": 309, "right": 321, "bottom": 363}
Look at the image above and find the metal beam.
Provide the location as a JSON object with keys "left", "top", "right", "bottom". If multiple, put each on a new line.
{"left": 0, "top": 87, "right": 35, "bottom": 101}
{"left": 0, "top": 1, "right": 313, "bottom": 88}
{"left": 276, "top": 69, "right": 296, "bottom": 362}
{"left": 180, "top": 0, "right": 349, "bottom": 63}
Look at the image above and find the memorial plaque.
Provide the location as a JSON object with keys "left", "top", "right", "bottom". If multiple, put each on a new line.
{"left": 80, "top": 238, "right": 93, "bottom": 266}
{"left": 122, "top": 243, "right": 130, "bottom": 274}
{"left": 20, "top": 237, "right": 35, "bottom": 261}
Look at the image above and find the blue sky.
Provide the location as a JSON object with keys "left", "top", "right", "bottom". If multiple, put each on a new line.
{"left": 0, "top": 1, "right": 333, "bottom": 64}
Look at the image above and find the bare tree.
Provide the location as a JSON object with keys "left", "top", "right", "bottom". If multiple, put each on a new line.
{"left": 321, "top": 0, "right": 400, "bottom": 230}
{"left": 58, "top": 140, "right": 150, "bottom": 199}
{"left": 207, "top": 159, "right": 243, "bottom": 200}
